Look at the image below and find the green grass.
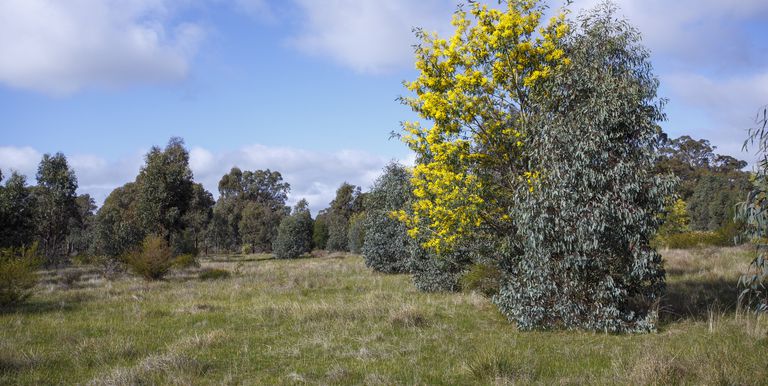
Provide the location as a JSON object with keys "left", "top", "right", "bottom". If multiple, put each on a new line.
{"left": 1, "top": 248, "right": 767, "bottom": 384}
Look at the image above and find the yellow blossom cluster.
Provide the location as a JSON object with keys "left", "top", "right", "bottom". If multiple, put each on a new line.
{"left": 400, "top": 0, "right": 569, "bottom": 253}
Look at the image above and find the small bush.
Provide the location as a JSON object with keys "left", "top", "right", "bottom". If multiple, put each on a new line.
{"left": 124, "top": 235, "right": 175, "bottom": 281}
{"left": 172, "top": 254, "right": 199, "bottom": 269}
{"left": 199, "top": 268, "right": 230, "bottom": 280}
{"left": 0, "top": 243, "right": 41, "bottom": 308}
{"left": 654, "top": 230, "right": 734, "bottom": 249}
{"left": 460, "top": 263, "right": 501, "bottom": 297}
{"left": 240, "top": 243, "right": 253, "bottom": 255}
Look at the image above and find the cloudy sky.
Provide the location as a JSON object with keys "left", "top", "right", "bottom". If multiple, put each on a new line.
{"left": 1, "top": 0, "right": 767, "bottom": 213}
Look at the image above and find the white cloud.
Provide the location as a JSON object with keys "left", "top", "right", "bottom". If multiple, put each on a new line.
{"left": 190, "top": 144, "right": 392, "bottom": 214}
{"left": 1, "top": 144, "right": 395, "bottom": 215}
{"left": 0, "top": 0, "right": 205, "bottom": 95}
{"left": 288, "top": 0, "right": 454, "bottom": 73}
{"left": 0, "top": 146, "right": 41, "bottom": 179}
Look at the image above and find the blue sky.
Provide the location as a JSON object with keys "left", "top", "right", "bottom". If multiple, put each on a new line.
{"left": 1, "top": 0, "right": 767, "bottom": 213}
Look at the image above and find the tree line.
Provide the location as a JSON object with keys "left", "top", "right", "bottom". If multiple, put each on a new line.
{"left": 0, "top": 137, "right": 374, "bottom": 267}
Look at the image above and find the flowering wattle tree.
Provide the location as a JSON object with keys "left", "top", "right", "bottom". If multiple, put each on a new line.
{"left": 397, "top": 0, "right": 570, "bottom": 254}
{"left": 400, "top": 1, "right": 673, "bottom": 332}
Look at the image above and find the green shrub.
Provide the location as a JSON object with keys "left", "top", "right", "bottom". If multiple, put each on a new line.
{"left": 172, "top": 253, "right": 200, "bottom": 269}
{"left": 199, "top": 268, "right": 231, "bottom": 280}
{"left": 362, "top": 163, "right": 412, "bottom": 274}
{"left": 124, "top": 235, "right": 175, "bottom": 280}
{"left": 460, "top": 263, "right": 501, "bottom": 297}
{"left": 0, "top": 243, "right": 41, "bottom": 308}
{"left": 240, "top": 243, "right": 253, "bottom": 255}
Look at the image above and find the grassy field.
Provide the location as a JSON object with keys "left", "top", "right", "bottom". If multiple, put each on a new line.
{"left": 1, "top": 247, "right": 767, "bottom": 385}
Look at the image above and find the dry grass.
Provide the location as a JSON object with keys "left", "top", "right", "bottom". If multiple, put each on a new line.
{"left": 1, "top": 247, "right": 766, "bottom": 384}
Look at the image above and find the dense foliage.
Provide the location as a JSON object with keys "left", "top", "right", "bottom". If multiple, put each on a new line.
{"left": 657, "top": 135, "right": 750, "bottom": 234}
{"left": 361, "top": 163, "right": 412, "bottom": 274}
{"left": 737, "top": 106, "right": 768, "bottom": 311}
{"left": 273, "top": 199, "right": 314, "bottom": 259}
{"left": 323, "top": 183, "right": 363, "bottom": 252}
{"left": 208, "top": 167, "right": 290, "bottom": 253}
{"left": 93, "top": 138, "right": 213, "bottom": 257}
{"left": 494, "top": 6, "right": 673, "bottom": 332}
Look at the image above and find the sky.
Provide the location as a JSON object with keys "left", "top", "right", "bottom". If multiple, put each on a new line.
{"left": 1, "top": 0, "right": 767, "bottom": 214}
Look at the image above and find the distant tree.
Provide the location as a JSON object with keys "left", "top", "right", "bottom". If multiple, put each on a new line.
{"left": 34, "top": 152, "right": 79, "bottom": 262}
{"left": 239, "top": 201, "right": 287, "bottom": 252}
{"left": 325, "top": 182, "right": 362, "bottom": 251}
{"left": 273, "top": 199, "right": 314, "bottom": 259}
{"left": 135, "top": 137, "right": 195, "bottom": 246}
{"left": 67, "top": 194, "right": 97, "bottom": 256}
{"left": 212, "top": 167, "right": 290, "bottom": 253}
{"left": 312, "top": 212, "right": 329, "bottom": 250}
{"left": 180, "top": 183, "right": 214, "bottom": 255}
{"left": 0, "top": 172, "right": 36, "bottom": 249}
{"left": 94, "top": 182, "right": 143, "bottom": 257}
{"left": 361, "top": 163, "right": 412, "bottom": 273}
{"left": 656, "top": 135, "right": 750, "bottom": 232}
{"left": 689, "top": 175, "right": 750, "bottom": 231}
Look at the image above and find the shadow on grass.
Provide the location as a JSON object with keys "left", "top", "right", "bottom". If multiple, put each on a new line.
{"left": 660, "top": 277, "right": 739, "bottom": 324}
{"left": 0, "top": 295, "right": 91, "bottom": 316}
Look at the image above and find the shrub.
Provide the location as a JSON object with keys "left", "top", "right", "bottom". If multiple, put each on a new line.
{"left": 272, "top": 200, "right": 313, "bottom": 259}
{"left": 124, "top": 235, "right": 175, "bottom": 280}
{"left": 362, "top": 163, "right": 412, "bottom": 274}
{"left": 0, "top": 243, "right": 41, "bottom": 308}
{"left": 408, "top": 243, "right": 469, "bottom": 292}
{"left": 199, "top": 268, "right": 230, "bottom": 280}
{"left": 460, "top": 263, "right": 502, "bottom": 297}
{"left": 172, "top": 253, "right": 200, "bottom": 269}
{"left": 240, "top": 243, "right": 253, "bottom": 255}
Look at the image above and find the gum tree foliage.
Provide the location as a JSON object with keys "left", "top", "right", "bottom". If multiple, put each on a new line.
{"left": 312, "top": 213, "right": 329, "bottom": 250}
{"left": 494, "top": 5, "right": 675, "bottom": 332}
{"left": 0, "top": 172, "right": 36, "bottom": 249}
{"left": 737, "top": 106, "right": 768, "bottom": 311}
{"left": 361, "top": 163, "right": 412, "bottom": 274}
{"left": 210, "top": 167, "right": 290, "bottom": 252}
{"left": 179, "top": 183, "right": 215, "bottom": 255}
{"left": 400, "top": 0, "right": 672, "bottom": 331}
{"left": 94, "top": 138, "right": 214, "bottom": 257}
{"left": 67, "top": 194, "right": 97, "bottom": 256}
{"left": 94, "top": 182, "right": 144, "bottom": 257}
{"left": 135, "top": 137, "right": 195, "bottom": 251}
{"left": 273, "top": 199, "right": 314, "bottom": 259}
{"left": 34, "top": 152, "right": 79, "bottom": 262}
{"left": 325, "top": 183, "right": 363, "bottom": 252}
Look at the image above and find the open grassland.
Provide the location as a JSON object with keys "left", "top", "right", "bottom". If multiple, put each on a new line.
{"left": 1, "top": 247, "right": 767, "bottom": 385}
